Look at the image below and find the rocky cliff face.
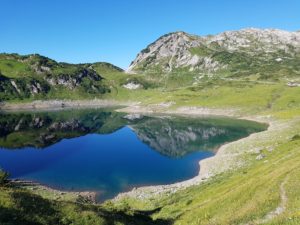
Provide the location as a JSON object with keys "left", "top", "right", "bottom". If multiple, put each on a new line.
{"left": 45, "top": 68, "right": 101, "bottom": 89}
{"left": 0, "top": 75, "right": 50, "bottom": 99}
{"left": 127, "top": 32, "right": 205, "bottom": 73}
{"left": 127, "top": 28, "right": 300, "bottom": 76}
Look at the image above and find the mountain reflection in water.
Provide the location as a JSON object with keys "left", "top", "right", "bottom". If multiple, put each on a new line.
{"left": 0, "top": 109, "right": 267, "bottom": 200}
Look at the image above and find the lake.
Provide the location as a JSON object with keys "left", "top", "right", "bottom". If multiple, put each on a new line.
{"left": 0, "top": 109, "right": 267, "bottom": 200}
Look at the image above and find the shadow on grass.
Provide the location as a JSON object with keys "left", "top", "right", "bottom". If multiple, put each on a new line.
{"left": 0, "top": 191, "right": 60, "bottom": 225}
{"left": 76, "top": 204, "right": 173, "bottom": 225}
{"left": 0, "top": 190, "right": 172, "bottom": 225}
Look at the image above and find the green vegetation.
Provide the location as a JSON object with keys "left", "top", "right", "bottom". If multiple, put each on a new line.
{"left": 0, "top": 53, "right": 116, "bottom": 101}
{"left": 0, "top": 184, "right": 170, "bottom": 225}
{"left": 0, "top": 170, "right": 9, "bottom": 185}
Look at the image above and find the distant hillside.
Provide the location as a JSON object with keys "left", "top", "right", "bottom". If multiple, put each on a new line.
{"left": 127, "top": 28, "right": 300, "bottom": 80}
{"left": 0, "top": 53, "right": 123, "bottom": 101}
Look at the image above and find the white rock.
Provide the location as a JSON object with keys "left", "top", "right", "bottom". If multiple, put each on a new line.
{"left": 123, "top": 82, "right": 142, "bottom": 90}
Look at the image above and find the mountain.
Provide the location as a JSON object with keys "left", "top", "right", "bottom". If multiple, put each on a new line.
{"left": 127, "top": 28, "right": 300, "bottom": 80}
{"left": 0, "top": 53, "right": 123, "bottom": 101}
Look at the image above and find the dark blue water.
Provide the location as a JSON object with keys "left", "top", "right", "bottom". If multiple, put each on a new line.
{"left": 0, "top": 109, "right": 267, "bottom": 200}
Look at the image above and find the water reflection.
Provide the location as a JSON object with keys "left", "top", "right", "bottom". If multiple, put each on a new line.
{"left": 0, "top": 109, "right": 267, "bottom": 200}
{"left": 0, "top": 109, "right": 266, "bottom": 157}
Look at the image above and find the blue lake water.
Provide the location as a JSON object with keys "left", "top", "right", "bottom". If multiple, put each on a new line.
{"left": 0, "top": 109, "right": 267, "bottom": 200}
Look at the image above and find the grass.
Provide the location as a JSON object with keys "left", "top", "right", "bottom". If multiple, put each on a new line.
{"left": 107, "top": 79, "right": 288, "bottom": 113}
{"left": 0, "top": 184, "right": 172, "bottom": 225}
{"left": 159, "top": 141, "right": 300, "bottom": 224}
{"left": 0, "top": 59, "right": 32, "bottom": 78}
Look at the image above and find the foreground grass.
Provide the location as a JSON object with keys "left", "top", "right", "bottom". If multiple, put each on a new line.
{"left": 158, "top": 138, "right": 300, "bottom": 224}
{"left": 0, "top": 184, "right": 171, "bottom": 225}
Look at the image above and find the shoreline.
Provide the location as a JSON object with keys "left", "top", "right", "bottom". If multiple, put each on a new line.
{"left": 10, "top": 179, "right": 98, "bottom": 204}
{"left": 0, "top": 99, "right": 136, "bottom": 111}
{"left": 0, "top": 101, "right": 274, "bottom": 203}
{"left": 113, "top": 106, "right": 273, "bottom": 201}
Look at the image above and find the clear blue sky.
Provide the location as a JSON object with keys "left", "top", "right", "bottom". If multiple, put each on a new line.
{"left": 1, "top": 0, "right": 300, "bottom": 69}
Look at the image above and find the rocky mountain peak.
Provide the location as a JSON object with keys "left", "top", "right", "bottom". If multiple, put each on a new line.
{"left": 206, "top": 28, "right": 300, "bottom": 52}
{"left": 127, "top": 28, "right": 300, "bottom": 74}
{"left": 127, "top": 31, "right": 201, "bottom": 73}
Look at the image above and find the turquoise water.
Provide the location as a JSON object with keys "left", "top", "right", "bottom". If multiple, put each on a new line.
{"left": 0, "top": 109, "right": 267, "bottom": 200}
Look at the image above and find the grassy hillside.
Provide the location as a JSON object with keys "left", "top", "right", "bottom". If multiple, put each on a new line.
{"left": 0, "top": 53, "right": 163, "bottom": 103}
{"left": 0, "top": 53, "right": 121, "bottom": 101}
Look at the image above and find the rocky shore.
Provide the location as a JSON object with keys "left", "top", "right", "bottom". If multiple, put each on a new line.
{"left": 0, "top": 99, "right": 135, "bottom": 111}
{"left": 11, "top": 179, "right": 98, "bottom": 204}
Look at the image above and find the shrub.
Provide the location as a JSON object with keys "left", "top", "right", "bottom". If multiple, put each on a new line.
{"left": 0, "top": 169, "right": 9, "bottom": 185}
{"left": 291, "top": 134, "right": 300, "bottom": 141}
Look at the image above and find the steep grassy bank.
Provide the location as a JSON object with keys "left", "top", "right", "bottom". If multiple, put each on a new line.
{"left": 0, "top": 181, "right": 170, "bottom": 225}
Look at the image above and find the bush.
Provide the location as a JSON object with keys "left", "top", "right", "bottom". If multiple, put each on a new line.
{"left": 0, "top": 170, "right": 9, "bottom": 185}
{"left": 291, "top": 134, "right": 300, "bottom": 141}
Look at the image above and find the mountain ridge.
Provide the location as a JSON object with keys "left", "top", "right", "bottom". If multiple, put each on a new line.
{"left": 127, "top": 28, "right": 300, "bottom": 77}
